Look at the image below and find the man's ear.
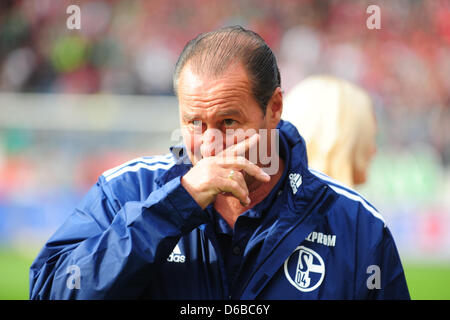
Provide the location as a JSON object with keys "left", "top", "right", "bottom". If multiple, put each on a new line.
{"left": 265, "top": 87, "right": 283, "bottom": 129}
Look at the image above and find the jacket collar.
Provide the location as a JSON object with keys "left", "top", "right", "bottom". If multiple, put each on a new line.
{"left": 276, "top": 120, "right": 328, "bottom": 216}
{"left": 154, "top": 145, "right": 192, "bottom": 187}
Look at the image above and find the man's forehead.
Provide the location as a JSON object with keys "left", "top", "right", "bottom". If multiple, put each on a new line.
{"left": 178, "top": 63, "right": 251, "bottom": 96}
{"left": 177, "top": 63, "right": 256, "bottom": 117}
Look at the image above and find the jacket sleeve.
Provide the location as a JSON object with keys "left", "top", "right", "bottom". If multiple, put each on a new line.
{"left": 354, "top": 219, "right": 410, "bottom": 300}
{"left": 29, "top": 176, "right": 207, "bottom": 299}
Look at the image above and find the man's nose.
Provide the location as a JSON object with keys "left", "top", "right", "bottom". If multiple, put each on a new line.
{"left": 200, "top": 128, "right": 224, "bottom": 157}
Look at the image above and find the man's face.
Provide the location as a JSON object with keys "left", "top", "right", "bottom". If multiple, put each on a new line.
{"left": 177, "top": 62, "right": 282, "bottom": 167}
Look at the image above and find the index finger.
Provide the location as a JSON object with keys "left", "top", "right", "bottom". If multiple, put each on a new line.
{"left": 219, "top": 132, "right": 260, "bottom": 158}
{"left": 221, "top": 156, "right": 270, "bottom": 182}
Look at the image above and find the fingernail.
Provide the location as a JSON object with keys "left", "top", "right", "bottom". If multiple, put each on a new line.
{"left": 261, "top": 171, "right": 270, "bottom": 179}
{"left": 246, "top": 197, "right": 251, "bottom": 205}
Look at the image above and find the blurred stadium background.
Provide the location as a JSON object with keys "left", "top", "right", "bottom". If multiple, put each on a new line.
{"left": 0, "top": 0, "right": 449, "bottom": 299}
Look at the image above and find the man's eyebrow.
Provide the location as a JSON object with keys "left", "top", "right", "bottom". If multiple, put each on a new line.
{"left": 182, "top": 109, "right": 242, "bottom": 121}
{"left": 215, "top": 109, "right": 242, "bottom": 118}
{"left": 182, "top": 113, "right": 199, "bottom": 121}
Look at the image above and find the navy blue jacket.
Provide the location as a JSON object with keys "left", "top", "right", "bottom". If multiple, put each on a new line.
{"left": 29, "top": 120, "right": 410, "bottom": 299}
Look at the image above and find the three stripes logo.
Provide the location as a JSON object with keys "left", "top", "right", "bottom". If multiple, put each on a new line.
{"left": 289, "top": 173, "right": 302, "bottom": 195}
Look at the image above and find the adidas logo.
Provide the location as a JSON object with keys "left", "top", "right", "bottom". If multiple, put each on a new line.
{"left": 289, "top": 173, "right": 302, "bottom": 195}
{"left": 167, "top": 244, "right": 185, "bottom": 263}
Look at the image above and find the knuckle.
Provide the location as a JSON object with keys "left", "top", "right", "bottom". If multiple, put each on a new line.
{"left": 230, "top": 179, "right": 240, "bottom": 189}
{"left": 235, "top": 156, "right": 248, "bottom": 166}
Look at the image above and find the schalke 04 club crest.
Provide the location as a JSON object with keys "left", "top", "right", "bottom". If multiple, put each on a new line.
{"left": 284, "top": 246, "right": 325, "bottom": 292}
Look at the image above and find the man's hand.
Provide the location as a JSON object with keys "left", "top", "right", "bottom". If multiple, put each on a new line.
{"left": 181, "top": 134, "right": 271, "bottom": 209}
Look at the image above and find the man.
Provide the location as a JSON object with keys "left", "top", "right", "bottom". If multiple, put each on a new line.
{"left": 30, "top": 26, "right": 410, "bottom": 299}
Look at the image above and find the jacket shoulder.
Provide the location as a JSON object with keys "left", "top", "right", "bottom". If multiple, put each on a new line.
{"left": 98, "top": 153, "right": 177, "bottom": 207}
{"left": 308, "top": 169, "right": 391, "bottom": 258}
{"left": 309, "top": 169, "right": 386, "bottom": 227}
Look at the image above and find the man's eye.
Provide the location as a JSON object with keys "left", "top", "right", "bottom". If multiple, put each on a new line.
{"left": 192, "top": 120, "right": 202, "bottom": 127}
{"left": 223, "top": 119, "right": 236, "bottom": 126}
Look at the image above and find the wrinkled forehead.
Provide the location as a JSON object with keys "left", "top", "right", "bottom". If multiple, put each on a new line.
{"left": 178, "top": 62, "right": 250, "bottom": 93}
{"left": 177, "top": 63, "right": 254, "bottom": 112}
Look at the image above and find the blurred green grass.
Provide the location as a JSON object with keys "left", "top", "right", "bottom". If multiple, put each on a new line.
{"left": 0, "top": 247, "right": 449, "bottom": 300}
{"left": 403, "top": 261, "right": 450, "bottom": 300}
{"left": 0, "top": 247, "right": 35, "bottom": 300}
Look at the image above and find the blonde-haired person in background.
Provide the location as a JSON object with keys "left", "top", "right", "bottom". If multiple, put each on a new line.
{"left": 283, "top": 75, "right": 377, "bottom": 188}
